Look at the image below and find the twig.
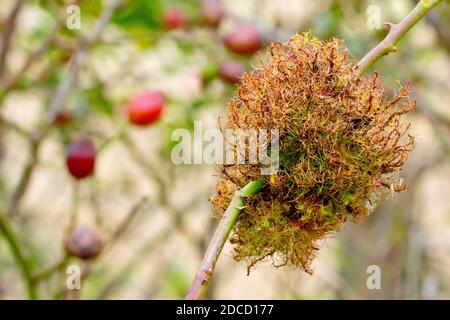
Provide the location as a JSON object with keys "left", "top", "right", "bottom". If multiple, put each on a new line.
{"left": 1, "top": 0, "right": 124, "bottom": 299}
{"left": 0, "top": 0, "right": 25, "bottom": 77}
{"left": 87, "top": 197, "right": 150, "bottom": 264}
{"left": 185, "top": 0, "right": 443, "bottom": 300}
{"left": 94, "top": 197, "right": 202, "bottom": 299}
{"left": 104, "top": 196, "right": 150, "bottom": 252}
{"left": 32, "top": 181, "right": 80, "bottom": 282}
{"left": 88, "top": 179, "right": 104, "bottom": 228}
{"left": 0, "top": 211, "right": 38, "bottom": 299}
{"left": 68, "top": 180, "right": 80, "bottom": 232}
{"left": 47, "top": 0, "right": 124, "bottom": 122}
{"left": 6, "top": 132, "right": 42, "bottom": 216}
{"left": 199, "top": 217, "right": 219, "bottom": 300}
{"left": 52, "top": 197, "right": 151, "bottom": 299}
{"left": 0, "top": 116, "right": 31, "bottom": 139}
{"left": 0, "top": 1, "right": 82, "bottom": 94}
{"left": 5, "top": 0, "right": 124, "bottom": 218}
{"left": 357, "top": 0, "right": 443, "bottom": 73}
{"left": 32, "top": 256, "right": 70, "bottom": 282}
{"left": 95, "top": 225, "right": 173, "bottom": 299}
{"left": 0, "top": 20, "right": 63, "bottom": 93}
{"left": 185, "top": 180, "right": 264, "bottom": 300}
{"left": 425, "top": 5, "right": 450, "bottom": 54}
{"left": 122, "top": 133, "right": 169, "bottom": 206}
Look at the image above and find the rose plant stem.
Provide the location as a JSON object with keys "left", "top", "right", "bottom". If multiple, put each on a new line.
{"left": 185, "top": 180, "right": 264, "bottom": 300}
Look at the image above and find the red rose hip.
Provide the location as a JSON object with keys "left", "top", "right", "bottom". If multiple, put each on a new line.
{"left": 66, "top": 138, "right": 96, "bottom": 179}
{"left": 219, "top": 61, "right": 245, "bottom": 85}
{"left": 163, "top": 7, "right": 185, "bottom": 30}
{"left": 223, "top": 24, "right": 262, "bottom": 55}
{"left": 202, "top": 0, "right": 224, "bottom": 28}
{"left": 127, "top": 91, "right": 165, "bottom": 126}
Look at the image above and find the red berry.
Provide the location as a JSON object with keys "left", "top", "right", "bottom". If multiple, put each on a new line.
{"left": 224, "top": 24, "right": 262, "bottom": 55}
{"left": 66, "top": 138, "right": 96, "bottom": 179}
{"left": 202, "top": 0, "right": 224, "bottom": 28}
{"left": 65, "top": 226, "right": 103, "bottom": 260}
{"left": 219, "top": 61, "right": 245, "bottom": 85}
{"left": 127, "top": 91, "right": 165, "bottom": 126}
{"left": 163, "top": 7, "right": 185, "bottom": 30}
{"left": 59, "top": 50, "right": 73, "bottom": 64}
{"left": 54, "top": 110, "right": 72, "bottom": 126}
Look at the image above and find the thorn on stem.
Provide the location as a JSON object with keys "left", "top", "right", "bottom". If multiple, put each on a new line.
{"left": 384, "top": 22, "right": 396, "bottom": 30}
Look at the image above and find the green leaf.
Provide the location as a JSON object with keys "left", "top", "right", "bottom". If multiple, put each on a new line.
{"left": 112, "top": 0, "right": 163, "bottom": 31}
{"left": 79, "top": 0, "right": 103, "bottom": 17}
{"left": 75, "top": 87, "right": 114, "bottom": 116}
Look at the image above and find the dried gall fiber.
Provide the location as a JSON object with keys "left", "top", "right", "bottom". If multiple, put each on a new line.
{"left": 211, "top": 33, "right": 416, "bottom": 274}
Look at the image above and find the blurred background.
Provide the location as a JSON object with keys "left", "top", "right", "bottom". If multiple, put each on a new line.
{"left": 0, "top": 0, "right": 449, "bottom": 299}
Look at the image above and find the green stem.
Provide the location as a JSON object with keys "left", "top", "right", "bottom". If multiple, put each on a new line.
{"left": 357, "top": 0, "right": 442, "bottom": 73}
{"left": 185, "top": 179, "right": 264, "bottom": 300}
{"left": 32, "top": 255, "right": 69, "bottom": 282}
{"left": 0, "top": 212, "right": 38, "bottom": 299}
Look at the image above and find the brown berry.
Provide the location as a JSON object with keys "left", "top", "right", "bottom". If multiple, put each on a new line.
{"left": 65, "top": 226, "right": 103, "bottom": 260}
{"left": 54, "top": 110, "right": 73, "bottom": 126}
{"left": 219, "top": 61, "right": 245, "bottom": 85}
{"left": 223, "top": 24, "right": 262, "bottom": 55}
{"left": 202, "top": 0, "right": 224, "bottom": 28}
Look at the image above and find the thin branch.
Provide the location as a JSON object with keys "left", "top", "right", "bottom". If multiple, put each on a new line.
{"left": 32, "top": 256, "right": 70, "bottom": 282}
{"left": 5, "top": 0, "right": 124, "bottom": 217}
{"left": 0, "top": 0, "right": 25, "bottom": 77}
{"left": 37, "top": 197, "right": 150, "bottom": 292}
{"left": 1, "top": 0, "right": 124, "bottom": 300}
{"left": 104, "top": 196, "right": 150, "bottom": 252}
{"left": 52, "top": 196, "right": 151, "bottom": 299}
{"left": 0, "top": 211, "right": 38, "bottom": 299}
{"left": 0, "top": 1, "right": 82, "bottom": 104}
{"left": 425, "top": 5, "right": 450, "bottom": 54}
{"left": 95, "top": 226, "right": 173, "bottom": 299}
{"left": 33, "top": 178, "right": 80, "bottom": 284}
{"left": 95, "top": 197, "right": 202, "bottom": 299}
{"left": 6, "top": 133, "right": 41, "bottom": 216}
{"left": 185, "top": 180, "right": 264, "bottom": 300}
{"left": 47, "top": 0, "right": 124, "bottom": 122}
{"left": 122, "top": 133, "right": 169, "bottom": 206}
{"left": 0, "top": 116, "right": 31, "bottom": 139}
{"left": 0, "top": 20, "right": 63, "bottom": 93}
{"left": 357, "top": 0, "right": 443, "bottom": 73}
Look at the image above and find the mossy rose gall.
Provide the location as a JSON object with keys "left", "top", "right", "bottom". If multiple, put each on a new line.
{"left": 212, "top": 33, "right": 416, "bottom": 274}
